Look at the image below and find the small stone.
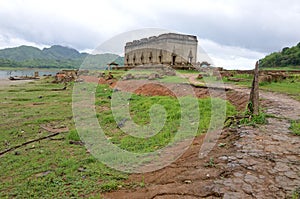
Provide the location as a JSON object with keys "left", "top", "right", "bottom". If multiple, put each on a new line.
{"left": 35, "top": 170, "right": 51, "bottom": 177}
{"left": 258, "top": 175, "right": 265, "bottom": 179}
{"left": 227, "top": 163, "right": 239, "bottom": 168}
{"left": 218, "top": 156, "right": 228, "bottom": 161}
{"left": 274, "top": 162, "right": 289, "bottom": 172}
{"left": 238, "top": 159, "right": 248, "bottom": 165}
{"left": 78, "top": 167, "right": 86, "bottom": 172}
{"left": 184, "top": 180, "right": 192, "bottom": 184}
{"left": 242, "top": 183, "right": 253, "bottom": 194}
{"left": 218, "top": 143, "right": 226, "bottom": 147}
{"left": 228, "top": 156, "right": 237, "bottom": 161}
{"left": 284, "top": 171, "right": 298, "bottom": 179}
{"left": 244, "top": 174, "right": 258, "bottom": 184}
{"left": 268, "top": 185, "right": 279, "bottom": 192}
{"left": 233, "top": 172, "right": 244, "bottom": 177}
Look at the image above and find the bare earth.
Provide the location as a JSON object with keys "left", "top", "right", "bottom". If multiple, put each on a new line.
{"left": 102, "top": 74, "right": 300, "bottom": 199}
{"left": 0, "top": 79, "right": 35, "bottom": 87}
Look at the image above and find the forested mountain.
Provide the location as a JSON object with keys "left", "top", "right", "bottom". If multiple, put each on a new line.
{"left": 260, "top": 42, "right": 300, "bottom": 68}
{"left": 0, "top": 45, "right": 124, "bottom": 69}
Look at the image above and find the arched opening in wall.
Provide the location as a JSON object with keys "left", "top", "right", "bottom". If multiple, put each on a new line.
{"left": 126, "top": 55, "right": 129, "bottom": 64}
{"left": 159, "top": 50, "right": 163, "bottom": 64}
{"left": 158, "top": 56, "right": 162, "bottom": 63}
{"left": 149, "top": 52, "right": 153, "bottom": 63}
{"left": 141, "top": 53, "right": 144, "bottom": 64}
{"left": 188, "top": 50, "right": 193, "bottom": 64}
{"left": 133, "top": 54, "right": 136, "bottom": 65}
{"left": 172, "top": 55, "right": 176, "bottom": 65}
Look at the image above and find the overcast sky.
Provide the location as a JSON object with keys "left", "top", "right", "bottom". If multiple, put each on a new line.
{"left": 0, "top": 0, "right": 300, "bottom": 69}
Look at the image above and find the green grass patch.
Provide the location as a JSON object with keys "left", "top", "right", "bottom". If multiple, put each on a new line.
{"left": 96, "top": 85, "right": 236, "bottom": 153}
{"left": 290, "top": 120, "right": 300, "bottom": 136}
{"left": 224, "top": 72, "right": 300, "bottom": 101}
{"left": 260, "top": 80, "right": 300, "bottom": 101}
{"left": 260, "top": 66, "right": 300, "bottom": 71}
{"left": 240, "top": 112, "right": 268, "bottom": 126}
{"left": 68, "top": 129, "right": 81, "bottom": 141}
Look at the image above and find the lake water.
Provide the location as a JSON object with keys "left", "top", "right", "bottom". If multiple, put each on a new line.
{"left": 0, "top": 69, "right": 59, "bottom": 79}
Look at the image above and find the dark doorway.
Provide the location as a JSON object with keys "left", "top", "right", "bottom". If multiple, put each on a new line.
{"left": 149, "top": 52, "right": 152, "bottom": 63}
{"left": 159, "top": 56, "right": 162, "bottom": 63}
{"left": 172, "top": 55, "right": 176, "bottom": 65}
{"left": 133, "top": 54, "right": 136, "bottom": 65}
{"left": 141, "top": 53, "right": 144, "bottom": 64}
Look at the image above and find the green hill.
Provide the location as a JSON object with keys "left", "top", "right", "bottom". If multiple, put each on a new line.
{"left": 260, "top": 42, "right": 300, "bottom": 68}
{"left": 0, "top": 45, "right": 124, "bottom": 69}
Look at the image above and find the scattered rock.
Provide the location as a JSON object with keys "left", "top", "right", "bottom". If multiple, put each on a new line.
{"left": 35, "top": 171, "right": 51, "bottom": 178}
{"left": 184, "top": 180, "right": 192, "bottom": 184}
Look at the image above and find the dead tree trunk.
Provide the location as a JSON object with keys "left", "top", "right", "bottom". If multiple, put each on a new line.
{"left": 248, "top": 61, "right": 260, "bottom": 115}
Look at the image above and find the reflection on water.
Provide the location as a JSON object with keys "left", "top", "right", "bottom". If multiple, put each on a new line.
{"left": 0, "top": 69, "right": 58, "bottom": 79}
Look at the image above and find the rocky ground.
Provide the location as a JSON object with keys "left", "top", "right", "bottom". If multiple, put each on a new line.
{"left": 96, "top": 74, "right": 300, "bottom": 198}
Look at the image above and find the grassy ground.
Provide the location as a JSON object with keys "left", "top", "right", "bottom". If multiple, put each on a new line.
{"left": 0, "top": 77, "right": 236, "bottom": 198}
{"left": 260, "top": 66, "right": 300, "bottom": 71}
{"left": 224, "top": 73, "right": 300, "bottom": 101}
{"left": 0, "top": 79, "right": 127, "bottom": 198}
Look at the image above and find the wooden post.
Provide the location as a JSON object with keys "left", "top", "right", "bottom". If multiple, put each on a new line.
{"left": 249, "top": 61, "right": 260, "bottom": 115}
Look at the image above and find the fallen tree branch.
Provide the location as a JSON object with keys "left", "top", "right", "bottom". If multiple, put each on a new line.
{"left": 40, "top": 125, "right": 69, "bottom": 133}
{"left": 0, "top": 125, "right": 69, "bottom": 156}
{"left": 0, "top": 132, "right": 66, "bottom": 156}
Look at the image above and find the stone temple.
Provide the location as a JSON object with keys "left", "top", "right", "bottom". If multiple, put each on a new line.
{"left": 124, "top": 33, "right": 198, "bottom": 68}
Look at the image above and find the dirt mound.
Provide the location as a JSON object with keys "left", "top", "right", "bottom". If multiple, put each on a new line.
{"left": 79, "top": 76, "right": 117, "bottom": 88}
{"left": 134, "top": 83, "right": 176, "bottom": 97}
{"left": 78, "top": 76, "right": 249, "bottom": 112}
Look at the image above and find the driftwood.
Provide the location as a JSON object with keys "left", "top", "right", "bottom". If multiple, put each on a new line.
{"left": 51, "top": 86, "right": 67, "bottom": 91}
{"left": 0, "top": 132, "right": 60, "bottom": 156}
{"left": 0, "top": 125, "right": 69, "bottom": 156}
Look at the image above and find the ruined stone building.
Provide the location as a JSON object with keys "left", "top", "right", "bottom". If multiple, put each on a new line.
{"left": 124, "top": 33, "right": 198, "bottom": 67}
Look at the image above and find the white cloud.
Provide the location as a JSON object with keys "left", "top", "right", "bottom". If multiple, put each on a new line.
{"left": 199, "top": 39, "right": 266, "bottom": 70}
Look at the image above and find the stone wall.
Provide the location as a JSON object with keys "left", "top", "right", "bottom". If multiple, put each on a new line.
{"left": 124, "top": 33, "right": 198, "bottom": 67}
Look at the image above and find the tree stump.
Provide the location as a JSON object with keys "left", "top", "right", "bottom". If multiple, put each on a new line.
{"left": 248, "top": 61, "right": 260, "bottom": 115}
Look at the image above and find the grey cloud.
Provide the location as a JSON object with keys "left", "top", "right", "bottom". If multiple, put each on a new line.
{"left": 133, "top": 0, "right": 300, "bottom": 53}
{"left": 0, "top": 9, "right": 104, "bottom": 50}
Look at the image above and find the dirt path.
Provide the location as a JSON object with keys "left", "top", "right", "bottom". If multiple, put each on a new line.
{"left": 102, "top": 75, "right": 300, "bottom": 199}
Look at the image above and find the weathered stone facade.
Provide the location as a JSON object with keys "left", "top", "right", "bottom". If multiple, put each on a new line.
{"left": 124, "top": 33, "right": 197, "bottom": 67}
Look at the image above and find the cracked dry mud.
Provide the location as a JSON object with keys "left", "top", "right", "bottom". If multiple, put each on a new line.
{"left": 102, "top": 78, "right": 300, "bottom": 199}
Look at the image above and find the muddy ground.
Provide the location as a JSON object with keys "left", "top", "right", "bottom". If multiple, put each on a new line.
{"left": 0, "top": 79, "right": 35, "bottom": 87}
{"left": 81, "top": 74, "right": 300, "bottom": 198}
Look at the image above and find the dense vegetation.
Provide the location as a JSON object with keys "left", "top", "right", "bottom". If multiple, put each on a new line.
{"left": 0, "top": 45, "right": 124, "bottom": 69}
{"left": 259, "top": 42, "right": 300, "bottom": 68}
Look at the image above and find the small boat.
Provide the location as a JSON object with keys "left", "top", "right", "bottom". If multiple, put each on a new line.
{"left": 9, "top": 76, "right": 39, "bottom": 81}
